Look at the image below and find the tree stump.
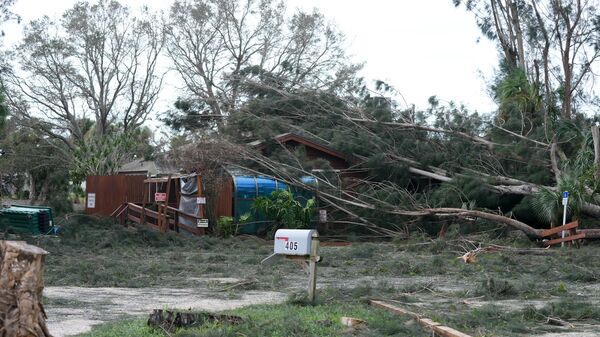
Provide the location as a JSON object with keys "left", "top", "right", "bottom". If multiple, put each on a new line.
{"left": 0, "top": 241, "right": 52, "bottom": 337}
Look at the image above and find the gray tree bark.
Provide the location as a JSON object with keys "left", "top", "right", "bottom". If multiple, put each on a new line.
{"left": 592, "top": 125, "right": 600, "bottom": 180}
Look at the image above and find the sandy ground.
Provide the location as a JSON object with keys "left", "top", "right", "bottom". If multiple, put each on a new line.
{"left": 42, "top": 269, "right": 600, "bottom": 336}
{"left": 45, "top": 279, "right": 287, "bottom": 337}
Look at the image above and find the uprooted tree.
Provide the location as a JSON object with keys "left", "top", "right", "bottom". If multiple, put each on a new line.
{"left": 160, "top": 0, "right": 600, "bottom": 239}
{"left": 220, "top": 86, "right": 600, "bottom": 239}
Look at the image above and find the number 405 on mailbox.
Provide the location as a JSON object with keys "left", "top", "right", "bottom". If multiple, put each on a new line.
{"left": 273, "top": 229, "right": 316, "bottom": 256}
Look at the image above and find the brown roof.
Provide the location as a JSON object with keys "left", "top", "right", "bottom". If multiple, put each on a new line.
{"left": 249, "top": 133, "right": 351, "bottom": 162}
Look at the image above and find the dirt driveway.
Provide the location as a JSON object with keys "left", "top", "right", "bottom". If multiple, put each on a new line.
{"left": 44, "top": 278, "right": 287, "bottom": 337}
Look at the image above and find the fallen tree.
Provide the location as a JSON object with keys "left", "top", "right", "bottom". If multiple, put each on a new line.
{"left": 232, "top": 144, "right": 600, "bottom": 241}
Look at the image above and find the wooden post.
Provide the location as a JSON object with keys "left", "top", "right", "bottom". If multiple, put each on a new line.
{"left": 141, "top": 182, "right": 147, "bottom": 227}
{"left": 0, "top": 241, "right": 52, "bottom": 337}
{"left": 307, "top": 232, "right": 319, "bottom": 303}
{"left": 162, "top": 175, "right": 172, "bottom": 232}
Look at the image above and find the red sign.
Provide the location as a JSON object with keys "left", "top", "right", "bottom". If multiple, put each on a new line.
{"left": 155, "top": 193, "right": 167, "bottom": 202}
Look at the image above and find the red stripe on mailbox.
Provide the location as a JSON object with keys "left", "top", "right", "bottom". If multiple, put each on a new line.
{"left": 275, "top": 236, "right": 289, "bottom": 241}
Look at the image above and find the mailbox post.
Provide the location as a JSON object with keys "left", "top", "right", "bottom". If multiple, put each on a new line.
{"left": 266, "top": 229, "right": 320, "bottom": 303}
{"left": 307, "top": 231, "right": 319, "bottom": 302}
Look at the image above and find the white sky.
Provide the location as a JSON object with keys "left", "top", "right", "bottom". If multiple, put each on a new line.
{"left": 3, "top": 0, "right": 500, "bottom": 121}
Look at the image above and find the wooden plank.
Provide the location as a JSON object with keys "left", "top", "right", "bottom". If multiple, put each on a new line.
{"left": 435, "top": 326, "right": 474, "bottom": 337}
{"left": 144, "top": 222, "right": 159, "bottom": 230}
{"left": 544, "top": 233, "right": 586, "bottom": 246}
{"left": 177, "top": 222, "right": 202, "bottom": 236}
{"left": 370, "top": 300, "right": 414, "bottom": 316}
{"left": 162, "top": 175, "right": 172, "bottom": 233}
{"left": 166, "top": 206, "right": 203, "bottom": 220}
{"left": 541, "top": 221, "right": 579, "bottom": 238}
{"left": 370, "top": 300, "right": 472, "bottom": 337}
{"left": 127, "top": 203, "right": 143, "bottom": 212}
{"left": 127, "top": 214, "right": 140, "bottom": 224}
{"left": 144, "top": 209, "right": 159, "bottom": 219}
{"left": 109, "top": 203, "right": 126, "bottom": 217}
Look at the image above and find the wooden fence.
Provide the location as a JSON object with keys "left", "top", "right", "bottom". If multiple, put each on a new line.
{"left": 113, "top": 203, "right": 206, "bottom": 236}
{"left": 85, "top": 175, "right": 146, "bottom": 215}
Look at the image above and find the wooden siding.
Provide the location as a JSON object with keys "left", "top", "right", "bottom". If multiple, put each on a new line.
{"left": 214, "top": 175, "right": 233, "bottom": 218}
{"left": 85, "top": 175, "right": 146, "bottom": 215}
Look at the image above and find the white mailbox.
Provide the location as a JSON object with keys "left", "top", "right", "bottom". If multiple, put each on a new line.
{"left": 274, "top": 229, "right": 316, "bottom": 256}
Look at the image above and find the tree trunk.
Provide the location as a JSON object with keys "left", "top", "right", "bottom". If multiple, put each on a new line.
{"left": 391, "top": 207, "right": 543, "bottom": 239}
{"left": 28, "top": 173, "right": 36, "bottom": 205}
{"left": 592, "top": 125, "right": 600, "bottom": 180}
{"left": 38, "top": 176, "right": 49, "bottom": 202}
{"left": 0, "top": 241, "right": 52, "bottom": 337}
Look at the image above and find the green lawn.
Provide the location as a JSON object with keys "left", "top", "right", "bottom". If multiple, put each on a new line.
{"left": 77, "top": 302, "right": 429, "bottom": 337}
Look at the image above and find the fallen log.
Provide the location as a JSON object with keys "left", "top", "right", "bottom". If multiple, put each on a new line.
{"left": 148, "top": 309, "right": 242, "bottom": 331}
{"left": 390, "top": 208, "right": 544, "bottom": 239}
{"left": 0, "top": 241, "right": 52, "bottom": 337}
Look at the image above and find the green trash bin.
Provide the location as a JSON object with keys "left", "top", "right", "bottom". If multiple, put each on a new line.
{"left": 0, "top": 205, "right": 54, "bottom": 235}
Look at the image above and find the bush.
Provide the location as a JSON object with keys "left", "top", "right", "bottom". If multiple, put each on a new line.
{"left": 252, "top": 190, "right": 315, "bottom": 230}
{"left": 215, "top": 216, "right": 237, "bottom": 238}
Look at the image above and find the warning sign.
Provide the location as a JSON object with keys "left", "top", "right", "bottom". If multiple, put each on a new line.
{"left": 87, "top": 193, "right": 96, "bottom": 209}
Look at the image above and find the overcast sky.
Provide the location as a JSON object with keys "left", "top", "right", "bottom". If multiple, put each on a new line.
{"left": 3, "top": 0, "right": 500, "bottom": 119}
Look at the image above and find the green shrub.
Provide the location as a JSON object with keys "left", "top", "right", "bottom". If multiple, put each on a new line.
{"left": 215, "top": 216, "right": 236, "bottom": 238}
{"left": 252, "top": 190, "right": 315, "bottom": 231}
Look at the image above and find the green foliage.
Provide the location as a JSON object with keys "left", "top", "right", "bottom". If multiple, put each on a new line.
{"left": 531, "top": 127, "right": 598, "bottom": 225}
{"left": 476, "top": 277, "right": 517, "bottom": 299}
{"left": 214, "top": 214, "right": 251, "bottom": 238}
{"left": 496, "top": 68, "right": 541, "bottom": 122}
{"left": 252, "top": 190, "right": 315, "bottom": 230}
{"left": 162, "top": 99, "right": 219, "bottom": 132}
{"left": 215, "top": 217, "right": 236, "bottom": 238}
{"left": 70, "top": 129, "right": 154, "bottom": 184}
{"left": 47, "top": 175, "right": 74, "bottom": 215}
{"left": 524, "top": 299, "right": 600, "bottom": 321}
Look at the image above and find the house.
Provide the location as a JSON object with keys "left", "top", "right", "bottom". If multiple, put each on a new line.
{"left": 249, "top": 133, "right": 368, "bottom": 187}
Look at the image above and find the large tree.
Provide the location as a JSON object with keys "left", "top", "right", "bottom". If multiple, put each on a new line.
{"left": 3, "top": 0, "right": 164, "bottom": 153}
{"left": 164, "top": 0, "right": 359, "bottom": 132}
{"left": 453, "top": 0, "right": 600, "bottom": 120}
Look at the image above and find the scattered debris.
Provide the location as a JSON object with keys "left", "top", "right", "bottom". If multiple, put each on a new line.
{"left": 456, "top": 240, "right": 554, "bottom": 263}
{"left": 147, "top": 309, "right": 242, "bottom": 331}
{"left": 458, "top": 249, "right": 479, "bottom": 264}
{"left": 546, "top": 316, "right": 575, "bottom": 328}
{"left": 340, "top": 316, "right": 367, "bottom": 328}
